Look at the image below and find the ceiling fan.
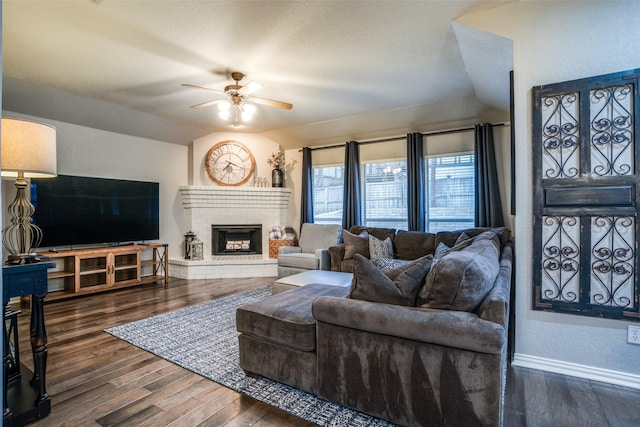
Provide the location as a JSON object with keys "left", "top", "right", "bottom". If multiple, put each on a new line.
{"left": 181, "top": 71, "right": 293, "bottom": 112}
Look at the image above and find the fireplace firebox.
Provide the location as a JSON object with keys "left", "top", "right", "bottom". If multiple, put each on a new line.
{"left": 211, "top": 225, "right": 262, "bottom": 255}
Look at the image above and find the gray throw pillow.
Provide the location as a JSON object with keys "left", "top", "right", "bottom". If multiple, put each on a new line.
{"left": 349, "top": 253, "right": 433, "bottom": 306}
{"left": 433, "top": 231, "right": 473, "bottom": 264}
{"left": 342, "top": 229, "right": 369, "bottom": 259}
{"left": 369, "top": 234, "right": 394, "bottom": 260}
{"left": 374, "top": 257, "right": 411, "bottom": 270}
{"left": 417, "top": 238, "right": 500, "bottom": 311}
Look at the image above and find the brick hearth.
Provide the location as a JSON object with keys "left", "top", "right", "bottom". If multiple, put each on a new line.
{"left": 168, "top": 186, "right": 291, "bottom": 279}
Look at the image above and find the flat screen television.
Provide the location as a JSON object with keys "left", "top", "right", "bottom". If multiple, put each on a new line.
{"left": 30, "top": 174, "right": 160, "bottom": 248}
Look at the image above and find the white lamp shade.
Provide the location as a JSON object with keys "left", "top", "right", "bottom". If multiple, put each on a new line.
{"left": 1, "top": 118, "right": 57, "bottom": 178}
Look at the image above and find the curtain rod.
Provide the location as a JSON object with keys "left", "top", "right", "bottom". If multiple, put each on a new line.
{"left": 301, "top": 122, "right": 507, "bottom": 152}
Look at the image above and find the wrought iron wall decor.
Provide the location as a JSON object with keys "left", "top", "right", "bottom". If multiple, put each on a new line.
{"left": 533, "top": 68, "right": 640, "bottom": 321}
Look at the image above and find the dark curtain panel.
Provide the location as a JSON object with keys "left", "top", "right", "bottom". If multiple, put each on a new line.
{"left": 474, "top": 123, "right": 505, "bottom": 227}
{"left": 300, "top": 147, "right": 314, "bottom": 227}
{"left": 342, "top": 140, "right": 361, "bottom": 230}
{"left": 407, "top": 132, "right": 425, "bottom": 231}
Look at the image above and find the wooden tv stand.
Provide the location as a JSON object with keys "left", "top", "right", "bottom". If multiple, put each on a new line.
{"left": 37, "top": 243, "right": 168, "bottom": 301}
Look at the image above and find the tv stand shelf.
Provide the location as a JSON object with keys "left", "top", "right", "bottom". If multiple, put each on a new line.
{"left": 38, "top": 243, "right": 168, "bottom": 301}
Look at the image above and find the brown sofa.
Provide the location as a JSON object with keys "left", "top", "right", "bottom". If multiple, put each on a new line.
{"left": 237, "top": 227, "right": 513, "bottom": 426}
{"left": 329, "top": 225, "right": 509, "bottom": 273}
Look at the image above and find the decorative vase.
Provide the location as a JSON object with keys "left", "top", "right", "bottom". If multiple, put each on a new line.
{"left": 272, "top": 168, "right": 284, "bottom": 187}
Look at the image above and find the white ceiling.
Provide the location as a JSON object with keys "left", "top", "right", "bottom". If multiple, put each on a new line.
{"left": 2, "top": 0, "right": 513, "bottom": 149}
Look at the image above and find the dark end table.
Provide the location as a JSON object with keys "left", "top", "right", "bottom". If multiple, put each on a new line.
{"left": 3, "top": 262, "right": 54, "bottom": 427}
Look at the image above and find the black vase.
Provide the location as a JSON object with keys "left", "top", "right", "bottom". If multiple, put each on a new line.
{"left": 271, "top": 168, "right": 284, "bottom": 187}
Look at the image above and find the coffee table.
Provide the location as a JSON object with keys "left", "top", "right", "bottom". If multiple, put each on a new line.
{"left": 272, "top": 270, "right": 353, "bottom": 294}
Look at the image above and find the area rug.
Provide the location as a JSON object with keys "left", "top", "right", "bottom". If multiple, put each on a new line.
{"left": 105, "top": 286, "right": 394, "bottom": 426}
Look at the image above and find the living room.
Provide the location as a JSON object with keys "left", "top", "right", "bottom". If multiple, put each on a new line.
{"left": 2, "top": 1, "right": 640, "bottom": 426}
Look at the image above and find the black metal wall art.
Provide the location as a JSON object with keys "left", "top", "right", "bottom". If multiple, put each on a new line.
{"left": 532, "top": 68, "right": 640, "bottom": 321}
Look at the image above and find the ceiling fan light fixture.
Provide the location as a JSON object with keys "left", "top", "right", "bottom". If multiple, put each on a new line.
{"left": 218, "top": 100, "right": 231, "bottom": 112}
{"left": 218, "top": 109, "right": 231, "bottom": 120}
{"left": 241, "top": 103, "right": 256, "bottom": 122}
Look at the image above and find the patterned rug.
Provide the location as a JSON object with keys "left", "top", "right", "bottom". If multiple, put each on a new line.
{"left": 105, "top": 286, "right": 394, "bottom": 426}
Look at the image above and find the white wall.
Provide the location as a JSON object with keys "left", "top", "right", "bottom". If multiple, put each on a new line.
{"left": 285, "top": 147, "right": 303, "bottom": 232}
{"left": 1, "top": 111, "right": 189, "bottom": 259}
{"left": 458, "top": 1, "right": 640, "bottom": 382}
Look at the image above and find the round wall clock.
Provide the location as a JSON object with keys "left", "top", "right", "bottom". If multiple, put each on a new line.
{"left": 205, "top": 140, "right": 256, "bottom": 186}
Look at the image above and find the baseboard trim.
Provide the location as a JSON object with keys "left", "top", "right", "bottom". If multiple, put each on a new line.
{"left": 512, "top": 353, "right": 640, "bottom": 390}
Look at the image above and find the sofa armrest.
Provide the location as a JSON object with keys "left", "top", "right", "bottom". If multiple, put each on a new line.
{"left": 312, "top": 296, "right": 505, "bottom": 354}
{"left": 279, "top": 246, "right": 302, "bottom": 255}
{"left": 314, "top": 248, "right": 331, "bottom": 270}
{"left": 328, "top": 244, "right": 345, "bottom": 271}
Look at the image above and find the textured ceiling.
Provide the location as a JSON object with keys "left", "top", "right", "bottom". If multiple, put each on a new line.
{"left": 2, "top": 0, "right": 513, "bottom": 148}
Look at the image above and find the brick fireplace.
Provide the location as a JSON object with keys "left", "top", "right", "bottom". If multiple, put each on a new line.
{"left": 168, "top": 186, "right": 291, "bottom": 279}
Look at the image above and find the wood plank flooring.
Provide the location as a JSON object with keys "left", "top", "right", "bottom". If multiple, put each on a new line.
{"left": 10, "top": 276, "right": 640, "bottom": 426}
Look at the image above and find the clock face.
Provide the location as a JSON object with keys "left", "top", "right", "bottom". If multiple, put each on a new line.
{"left": 205, "top": 140, "right": 256, "bottom": 186}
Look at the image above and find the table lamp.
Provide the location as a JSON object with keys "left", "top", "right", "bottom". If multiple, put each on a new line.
{"left": 1, "top": 117, "right": 57, "bottom": 264}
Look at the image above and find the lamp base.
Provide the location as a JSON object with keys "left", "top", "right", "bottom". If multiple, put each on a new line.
{"left": 6, "top": 253, "right": 39, "bottom": 265}
{"left": 2, "top": 173, "right": 44, "bottom": 265}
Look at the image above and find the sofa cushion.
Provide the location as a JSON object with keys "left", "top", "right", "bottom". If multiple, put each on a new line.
{"left": 349, "top": 226, "right": 396, "bottom": 242}
{"left": 418, "top": 237, "right": 500, "bottom": 311}
{"left": 340, "top": 259, "right": 355, "bottom": 273}
{"left": 342, "top": 229, "right": 369, "bottom": 259}
{"left": 236, "top": 283, "right": 350, "bottom": 352}
{"left": 349, "top": 254, "right": 433, "bottom": 306}
{"left": 393, "top": 230, "right": 436, "bottom": 260}
{"left": 277, "top": 252, "right": 320, "bottom": 270}
{"left": 435, "top": 227, "right": 510, "bottom": 250}
{"left": 369, "top": 235, "right": 394, "bottom": 261}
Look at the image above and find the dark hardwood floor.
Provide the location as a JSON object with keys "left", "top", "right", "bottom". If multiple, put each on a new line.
{"left": 11, "top": 277, "right": 640, "bottom": 426}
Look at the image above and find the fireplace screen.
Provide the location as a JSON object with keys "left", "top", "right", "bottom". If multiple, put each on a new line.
{"left": 212, "top": 225, "right": 262, "bottom": 255}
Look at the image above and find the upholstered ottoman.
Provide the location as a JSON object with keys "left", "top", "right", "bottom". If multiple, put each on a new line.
{"left": 236, "top": 283, "right": 350, "bottom": 394}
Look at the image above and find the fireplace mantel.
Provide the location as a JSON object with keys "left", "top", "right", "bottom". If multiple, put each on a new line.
{"left": 179, "top": 186, "right": 291, "bottom": 210}
{"left": 169, "top": 186, "right": 292, "bottom": 279}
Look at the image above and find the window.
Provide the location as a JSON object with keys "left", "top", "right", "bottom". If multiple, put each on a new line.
{"left": 312, "top": 165, "right": 344, "bottom": 224}
{"left": 425, "top": 153, "right": 475, "bottom": 232}
{"left": 361, "top": 160, "right": 408, "bottom": 230}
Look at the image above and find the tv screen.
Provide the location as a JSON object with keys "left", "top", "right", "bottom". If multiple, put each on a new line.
{"left": 30, "top": 174, "right": 160, "bottom": 248}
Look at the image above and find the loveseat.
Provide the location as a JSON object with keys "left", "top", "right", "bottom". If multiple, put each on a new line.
{"left": 237, "top": 227, "right": 513, "bottom": 427}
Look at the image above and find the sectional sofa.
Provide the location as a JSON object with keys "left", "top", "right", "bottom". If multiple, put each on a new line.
{"left": 236, "top": 226, "right": 513, "bottom": 426}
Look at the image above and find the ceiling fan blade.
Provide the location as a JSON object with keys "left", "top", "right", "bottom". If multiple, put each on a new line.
{"left": 190, "top": 99, "right": 225, "bottom": 110}
{"left": 252, "top": 96, "right": 293, "bottom": 110}
{"left": 181, "top": 83, "right": 226, "bottom": 95}
{"left": 238, "top": 81, "right": 263, "bottom": 96}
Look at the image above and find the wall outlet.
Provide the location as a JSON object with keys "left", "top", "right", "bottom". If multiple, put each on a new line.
{"left": 628, "top": 325, "right": 640, "bottom": 345}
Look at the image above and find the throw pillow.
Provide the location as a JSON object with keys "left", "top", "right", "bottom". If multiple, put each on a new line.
{"left": 342, "top": 229, "right": 369, "bottom": 259}
{"left": 417, "top": 238, "right": 500, "bottom": 311}
{"left": 374, "top": 257, "right": 411, "bottom": 270}
{"left": 455, "top": 232, "right": 471, "bottom": 245}
{"left": 369, "top": 234, "right": 394, "bottom": 260}
{"left": 281, "top": 226, "right": 297, "bottom": 241}
{"left": 432, "top": 231, "right": 485, "bottom": 264}
{"left": 349, "top": 253, "right": 433, "bottom": 306}
{"left": 433, "top": 242, "right": 451, "bottom": 261}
